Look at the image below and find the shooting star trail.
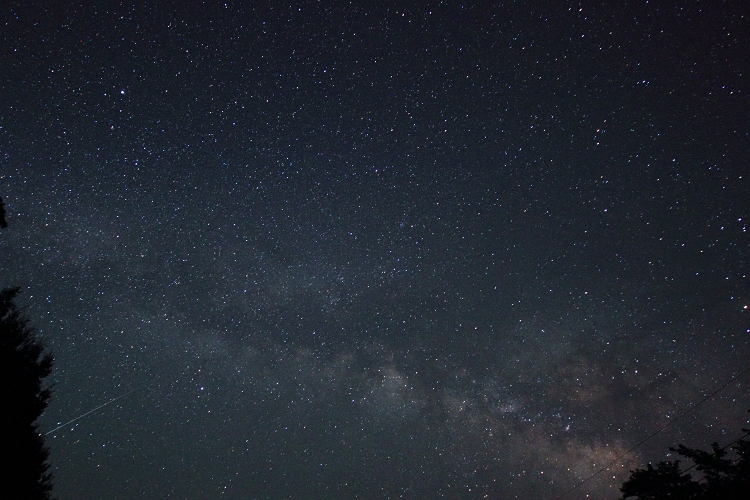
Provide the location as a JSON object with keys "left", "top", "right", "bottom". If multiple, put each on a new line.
{"left": 44, "top": 388, "right": 138, "bottom": 436}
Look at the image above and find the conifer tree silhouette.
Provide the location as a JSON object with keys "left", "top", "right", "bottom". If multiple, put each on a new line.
{"left": 0, "top": 196, "right": 7, "bottom": 228}
{"left": 1, "top": 197, "right": 55, "bottom": 499}
{"left": 0, "top": 197, "right": 8, "bottom": 229}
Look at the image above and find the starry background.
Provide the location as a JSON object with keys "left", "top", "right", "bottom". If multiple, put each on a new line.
{"left": 1, "top": 1, "right": 749, "bottom": 498}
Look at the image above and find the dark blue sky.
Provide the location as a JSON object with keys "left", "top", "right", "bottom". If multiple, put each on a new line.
{"left": 1, "top": 2, "right": 748, "bottom": 498}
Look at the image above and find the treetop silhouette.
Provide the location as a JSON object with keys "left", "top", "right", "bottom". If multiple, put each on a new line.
{"left": 620, "top": 425, "right": 750, "bottom": 500}
{"left": 1, "top": 194, "right": 56, "bottom": 499}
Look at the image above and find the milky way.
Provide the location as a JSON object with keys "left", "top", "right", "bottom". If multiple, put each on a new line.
{"left": 1, "top": 2, "right": 748, "bottom": 498}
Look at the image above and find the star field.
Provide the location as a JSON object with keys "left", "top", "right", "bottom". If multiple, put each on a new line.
{"left": 1, "top": 2, "right": 748, "bottom": 499}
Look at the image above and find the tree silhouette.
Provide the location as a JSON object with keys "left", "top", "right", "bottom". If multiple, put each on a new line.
{"left": 620, "top": 427, "right": 750, "bottom": 500}
{"left": 1, "top": 196, "right": 55, "bottom": 499}
{"left": 0, "top": 196, "right": 7, "bottom": 228}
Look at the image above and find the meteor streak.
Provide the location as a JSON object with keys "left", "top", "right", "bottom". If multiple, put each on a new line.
{"left": 44, "top": 388, "right": 137, "bottom": 436}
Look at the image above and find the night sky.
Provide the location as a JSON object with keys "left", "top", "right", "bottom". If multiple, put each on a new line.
{"left": 1, "top": 2, "right": 749, "bottom": 499}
